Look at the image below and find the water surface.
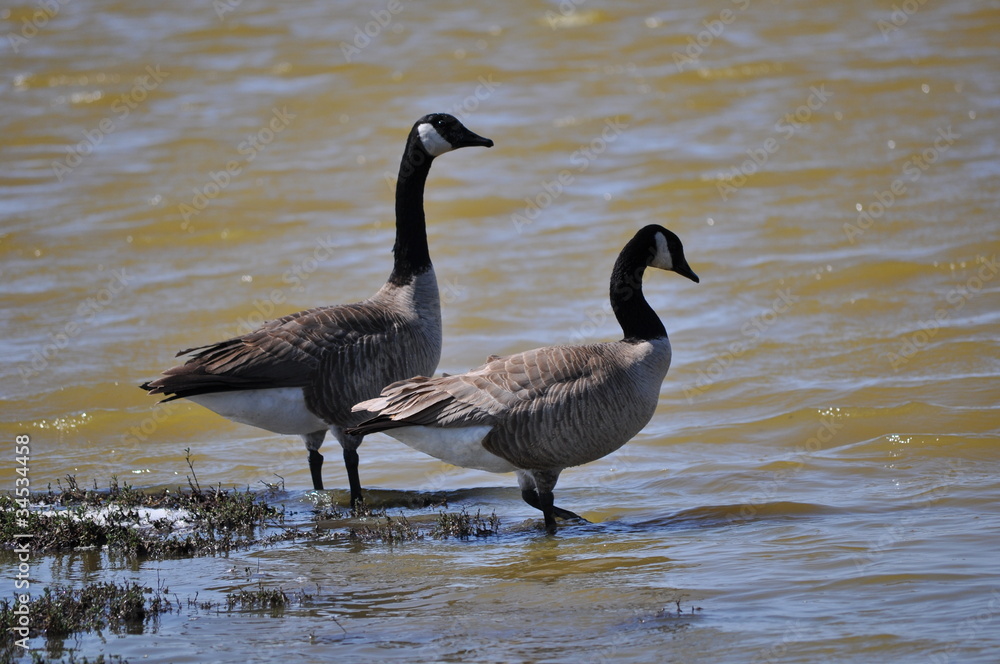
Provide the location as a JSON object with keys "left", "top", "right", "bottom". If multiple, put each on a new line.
{"left": 2, "top": 0, "right": 999, "bottom": 662}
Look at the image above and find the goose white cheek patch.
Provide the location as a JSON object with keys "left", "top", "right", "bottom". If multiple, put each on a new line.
{"left": 417, "top": 123, "right": 453, "bottom": 156}
{"left": 651, "top": 232, "right": 674, "bottom": 270}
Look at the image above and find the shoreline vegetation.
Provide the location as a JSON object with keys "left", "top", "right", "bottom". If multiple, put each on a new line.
{"left": 1, "top": 452, "right": 501, "bottom": 662}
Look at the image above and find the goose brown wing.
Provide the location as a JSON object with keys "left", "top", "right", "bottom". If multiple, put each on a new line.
{"left": 350, "top": 344, "right": 606, "bottom": 432}
{"left": 142, "top": 302, "right": 403, "bottom": 400}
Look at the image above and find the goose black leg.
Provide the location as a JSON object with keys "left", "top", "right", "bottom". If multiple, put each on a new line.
{"left": 343, "top": 448, "right": 363, "bottom": 510}
{"left": 308, "top": 449, "right": 324, "bottom": 491}
{"left": 519, "top": 490, "right": 584, "bottom": 521}
{"left": 538, "top": 490, "right": 557, "bottom": 535}
{"left": 517, "top": 468, "right": 586, "bottom": 533}
{"left": 303, "top": 430, "right": 327, "bottom": 491}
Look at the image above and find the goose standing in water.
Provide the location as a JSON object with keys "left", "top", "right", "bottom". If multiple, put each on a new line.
{"left": 348, "top": 225, "right": 699, "bottom": 532}
{"left": 141, "top": 114, "right": 493, "bottom": 506}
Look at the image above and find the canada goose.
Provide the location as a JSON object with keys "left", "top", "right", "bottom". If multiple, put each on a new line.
{"left": 347, "top": 225, "right": 699, "bottom": 533}
{"left": 141, "top": 114, "right": 493, "bottom": 506}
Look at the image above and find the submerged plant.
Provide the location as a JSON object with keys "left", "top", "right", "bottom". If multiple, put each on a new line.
{"left": 348, "top": 513, "right": 420, "bottom": 544}
{"left": 1, "top": 462, "right": 295, "bottom": 559}
{"left": 225, "top": 585, "right": 289, "bottom": 614}
{"left": 1, "top": 581, "right": 174, "bottom": 659}
{"left": 341, "top": 507, "right": 501, "bottom": 544}
{"left": 431, "top": 508, "right": 501, "bottom": 539}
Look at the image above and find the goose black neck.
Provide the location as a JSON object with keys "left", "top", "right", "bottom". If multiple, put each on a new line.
{"left": 609, "top": 238, "right": 667, "bottom": 342}
{"left": 388, "top": 138, "right": 434, "bottom": 286}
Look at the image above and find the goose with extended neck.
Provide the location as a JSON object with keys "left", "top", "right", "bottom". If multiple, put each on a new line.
{"left": 141, "top": 114, "right": 493, "bottom": 507}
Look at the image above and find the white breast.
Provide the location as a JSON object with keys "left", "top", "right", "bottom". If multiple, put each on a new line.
{"left": 382, "top": 425, "right": 516, "bottom": 473}
{"left": 187, "top": 388, "right": 327, "bottom": 435}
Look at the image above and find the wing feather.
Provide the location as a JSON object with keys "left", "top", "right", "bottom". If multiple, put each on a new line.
{"left": 349, "top": 344, "right": 604, "bottom": 434}
{"left": 143, "top": 302, "right": 404, "bottom": 400}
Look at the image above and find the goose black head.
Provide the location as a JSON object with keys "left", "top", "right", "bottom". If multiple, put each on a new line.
{"left": 645, "top": 224, "right": 700, "bottom": 283}
{"left": 412, "top": 113, "right": 494, "bottom": 157}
